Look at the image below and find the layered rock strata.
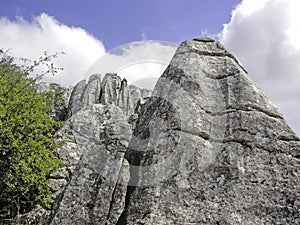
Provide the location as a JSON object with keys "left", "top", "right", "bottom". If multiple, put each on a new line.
{"left": 119, "top": 38, "right": 300, "bottom": 225}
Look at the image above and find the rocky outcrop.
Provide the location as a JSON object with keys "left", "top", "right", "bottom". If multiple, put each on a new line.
{"left": 67, "top": 79, "right": 87, "bottom": 118}
{"left": 27, "top": 38, "right": 300, "bottom": 224}
{"left": 23, "top": 73, "right": 152, "bottom": 224}
{"left": 81, "top": 74, "right": 101, "bottom": 107}
{"left": 119, "top": 38, "right": 300, "bottom": 224}
{"left": 67, "top": 73, "right": 151, "bottom": 119}
{"left": 99, "top": 73, "right": 132, "bottom": 116}
{"left": 40, "top": 74, "right": 152, "bottom": 224}
{"left": 36, "top": 82, "right": 70, "bottom": 121}
{"left": 67, "top": 74, "right": 102, "bottom": 118}
{"left": 48, "top": 104, "right": 131, "bottom": 225}
{"left": 22, "top": 104, "right": 133, "bottom": 225}
{"left": 128, "top": 85, "right": 152, "bottom": 127}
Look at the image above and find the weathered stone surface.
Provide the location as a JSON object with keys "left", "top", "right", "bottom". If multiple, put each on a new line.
{"left": 129, "top": 85, "right": 152, "bottom": 110}
{"left": 67, "top": 74, "right": 102, "bottom": 118}
{"left": 120, "top": 38, "right": 300, "bottom": 224}
{"left": 117, "top": 79, "right": 131, "bottom": 116}
{"left": 128, "top": 85, "right": 152, "bottom": 127}
{"left": 47, "top": 104, "right": 132, "bottom": 225}
{"left": 66, "top": 73, "right": 152, "bottom": 120}
{"left": 81, "top": 73, "right": 101, "bottom": 107}
{"left": 67, "top": 79, "right": 86, "bottom": 118}
{"left": 36, "top": 82, "right": 70, "bottom": 121}
{"left": 100, "top": 74, "right": 142, "bottom": 117}
{"left": 99, "top": 74, "right": 152, "bottom": 118}
{"left": 26, "top": 38, "right": 300, "bottom": 225}
{"left": 100, "top": 73, "right": 122, "bottom": 105}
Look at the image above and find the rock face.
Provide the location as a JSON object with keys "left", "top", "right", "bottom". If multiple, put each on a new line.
{"left": 119, "top": 38, "right": 300, "bottom": 224}
{"left": 50, "top": 104, "right": 131, "bottom": 225}
{"left": 36, "top": 82, "right": 70, "bottom": 121}
{"left": 81, "top": 74, "right": 102, "bottom": 108}
{"left": 27, "top": 38, "right": 300, "bottom": 224}
{"left": 67, "top": 73, "right": 151, "bottom": 119}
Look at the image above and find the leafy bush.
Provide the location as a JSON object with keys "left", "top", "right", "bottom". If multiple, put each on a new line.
{"left": 0, "top": 49, "right": 64, "bottom": 222}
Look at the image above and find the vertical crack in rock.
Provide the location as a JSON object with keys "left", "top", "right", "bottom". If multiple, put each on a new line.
{"left": 45, "top": 105, "right": 133, "bottom": 224}
{"left": 35, "top": 75, "right": 152, "bottom": 224}
{"left": 100, "top": 73, "right": 122, "bottom": 106}
{"left": 109, "top": 161, "right": 132, "bottom": 225}
{"left": 87, "top": 174, "right": 102, "bottom": 222}
{"left": 81, "top": 74, "right": 102, "bottom": 107}
{"left": 105, "top": 159, "right": 130, "bottom": 225}
{"left": 106, "top": 177, "right": 120, "bottom": 221}
{"left": 115, "top": 186, "right": 135, "bottom": 225}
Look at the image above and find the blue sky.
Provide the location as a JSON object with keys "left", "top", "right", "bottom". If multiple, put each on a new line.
{"left": 0, "top": 0, "right": 299, "bottom": 135}
{"left": 0, "top": 0, "right": 240, "bottom": 49}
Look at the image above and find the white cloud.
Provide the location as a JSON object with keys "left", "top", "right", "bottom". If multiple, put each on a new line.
{"left": 0, "top": 13, "right": 177, "bottom": 89}
{"left": 84, "top": 40, "right": 178, "bottom": 89}
{"left": 0, "top": 13, "right": 105, "bottom": 86}
{"left": 219, "top": 0, "right": 300, "bottom": 135}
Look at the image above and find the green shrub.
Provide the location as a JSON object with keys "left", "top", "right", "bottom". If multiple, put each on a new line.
{"left": 0, "top": 49, "right": 64, "bottom": 222}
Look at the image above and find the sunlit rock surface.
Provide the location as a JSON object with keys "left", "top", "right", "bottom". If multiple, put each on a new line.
{"left": 25, "top": 38, "right": 300, "bottom": 225}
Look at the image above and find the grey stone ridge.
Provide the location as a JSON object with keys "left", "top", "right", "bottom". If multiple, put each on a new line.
{"left": 24, "top": 38, "right": 300, "bottom": 225}
{"left": 67, "top": 73, "right": 152, "bottom": 120}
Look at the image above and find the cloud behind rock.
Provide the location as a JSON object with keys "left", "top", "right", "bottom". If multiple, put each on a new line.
{"left": 84, "top": 40, "right": 178, "bottom": 88}
{"left": 0, "top": 13, "right": 105, "bottom": 86}
{"left": 219, "top": 0, "right": 300, "bottom": 135}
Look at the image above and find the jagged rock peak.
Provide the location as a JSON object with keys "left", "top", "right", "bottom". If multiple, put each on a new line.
{"left": 25, "top": 38, "right": 300, "bottom": 225}
{"left": 81, "top": 73, "right": 101, "bottom": 106}
{"left": 67, "top": 73, "right": 102, "bottom": 118}
{"left": 67, "top": 79, "right": 87, "bottom": 118}
{"left": 100, "top": 73, "right": 122, "bottom": 105}
{"left": 67, "top": 73, "right": 152, "bottom": 119}
{"left": 99, "top": 73, "right": 131, "bottom": 114}
{"left": 122, "top": 38, "right": 300, "bottom": 224}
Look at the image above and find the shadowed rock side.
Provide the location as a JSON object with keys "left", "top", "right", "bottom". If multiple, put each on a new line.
{"left": 24, "top": 38, "right": 300, "bottom": 225}
{"left": 120, "top": 38, "right": 300, "bottom": 224}
{"left": 81, "top": 74, "right": 102, "bottom": 108}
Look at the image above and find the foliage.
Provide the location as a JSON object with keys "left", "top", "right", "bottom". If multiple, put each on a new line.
{"left": 0, "top": 49, "right": 64, "bottom": 222}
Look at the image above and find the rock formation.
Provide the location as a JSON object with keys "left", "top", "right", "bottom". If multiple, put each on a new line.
{"left": 36, "top": 83, "right": 70, "bottom": 121}
{"left": 25, "top": 38, "right": 300, "bottom": 225}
